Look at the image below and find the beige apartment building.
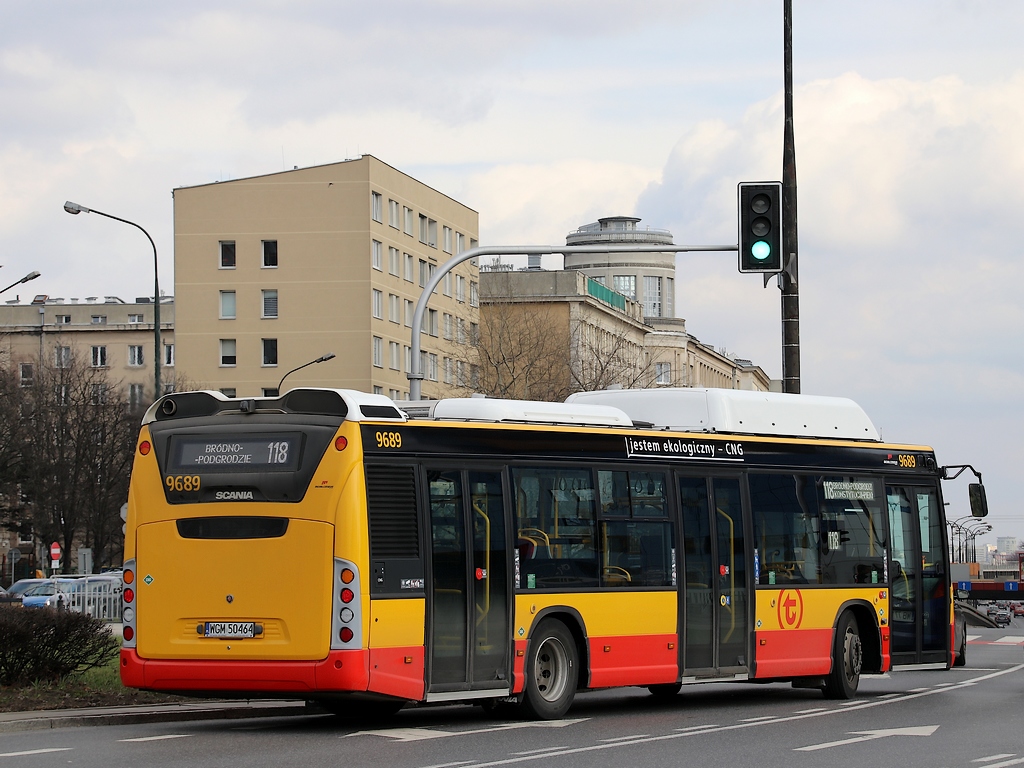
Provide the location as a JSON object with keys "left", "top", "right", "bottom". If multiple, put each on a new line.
{"left": 0, "top": 295, "right": 174, "bottom": 407}
{"left": 173, "top": 155, "right": 480, "bottom": 400}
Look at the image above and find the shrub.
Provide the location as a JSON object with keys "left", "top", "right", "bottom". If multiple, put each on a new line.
{"left": 0, "top": 609, "right": 120, "bottom": 687}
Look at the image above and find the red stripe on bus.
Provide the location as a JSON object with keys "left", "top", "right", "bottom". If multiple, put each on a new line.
{"left": 753, "top": 629, "right": 832, "bottom": 678}
{"left": 368, "top": 646, "right": 425, "bottom": 700}
{"left": 512, "top": 640, "right": 527, "bottom": 694}
{"left": 120, "top": 648, "right": 372, "bottom": 693}
{"left": 586, "top": 634, "right": 678, "bottom": 688}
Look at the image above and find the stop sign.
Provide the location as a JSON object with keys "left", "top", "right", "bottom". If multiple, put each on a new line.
{"left": 50, "top": 541, "right": 62, "bottom": 561}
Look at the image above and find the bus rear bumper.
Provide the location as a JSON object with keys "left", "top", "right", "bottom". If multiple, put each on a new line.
{"left": 119, "top": 648, "right": 372, "bottom": 695}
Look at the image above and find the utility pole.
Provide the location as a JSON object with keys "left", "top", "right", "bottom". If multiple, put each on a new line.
{"left": 781, "top": 0, "right": 801, "bottom": 393}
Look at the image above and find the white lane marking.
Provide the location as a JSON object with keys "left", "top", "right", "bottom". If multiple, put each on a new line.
{"left": 983, "top": 758, "right": 1024, "bottom": 768}
{"left": 598, "top": 735, "right": 650, "bottom": 742}
{"left": 674, "top": 724, "right": 719, "bottom": 732}
{"left": 793, "top": 707, "right": 828, "bottom": 713}
{"left": 421, "top": 762, "right": 477, "bottom": 768}
{"left": 510, "top": 747, "right": 569, "bottom": 756}
{"left": 350, "top": 719, "right": 586, "bottom": 741}
{"left": 993, "top": 636, "right": 1024, "bottom": 644}
{"left": 795, "top": 725, "right": 939, "bottom": 752}
{"left": 119, "top": 734, "right": 191, "bottom": 742}
{"left": 0, "top": 748, "right": 73, "bottom": 757}
{"left": 877, "top": 694, "right": 901, "bottom": 699}
{"left": 972, "top": 755, "right": 1016, "bottom": 763}
{"left": 420, "top": 664, "right": 1024, "bottom": 768}
{"left": 739, "top": 716, "right": 777, "bottom": 722}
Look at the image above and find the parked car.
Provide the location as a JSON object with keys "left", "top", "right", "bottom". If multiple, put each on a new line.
{"left": 6, "top": 578, "right": 47, "bottom": 598}
{"left": 20, "top": 576, "right": 122, "bottom": 615}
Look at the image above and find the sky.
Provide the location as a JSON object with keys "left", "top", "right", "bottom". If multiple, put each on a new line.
{"left": 2, "top": 1, "right": 1023, "bottom": 549}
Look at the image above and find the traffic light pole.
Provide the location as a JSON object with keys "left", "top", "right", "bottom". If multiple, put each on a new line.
{"left": 781, "top": 0, "right": 801, "bottom": 394}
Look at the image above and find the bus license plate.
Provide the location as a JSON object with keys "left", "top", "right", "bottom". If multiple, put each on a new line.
{"left": 204, "top": 621, "right": 255, "bottom": 639}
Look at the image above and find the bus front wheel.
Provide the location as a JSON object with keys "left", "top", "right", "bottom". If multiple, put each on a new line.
{"left": 823, "top": 612, "right": 862, "bottom": 700}
{"left": 522, "top": 619, "right": 578, "bottom": 720}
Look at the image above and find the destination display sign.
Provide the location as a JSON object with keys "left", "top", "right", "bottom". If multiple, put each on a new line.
{"left": 169, "top": 434, "right": 302, "bottom": 472}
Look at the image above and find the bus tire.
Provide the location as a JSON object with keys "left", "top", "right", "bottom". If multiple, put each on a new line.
{"left": 953, "top": 621, "right": 967, "bottom": 667}
{"left": 647, "top": 683, "right": 682, "bottom": 699}
{"left": 823, "top": 611, "right": 862, "bottom": 700}
{"left": 522, "top": 619, "right": 577, "bottom": 720}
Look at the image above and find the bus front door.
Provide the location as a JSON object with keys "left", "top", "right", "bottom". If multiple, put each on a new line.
{"left": 886, "top": 484, "right": 950, "bottom": 667}
{"left": 426, "top": 468, "right": 510, "bottom": 695}
{"left": 678, "top": 476, "right": 749, "bottom": 677}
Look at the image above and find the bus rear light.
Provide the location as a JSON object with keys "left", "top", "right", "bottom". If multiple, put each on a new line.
{"left": 340, "top": 568, "right": 355, "bottom": 584}
{"left": 123, "top": 607, "right": 135, "bottom": 623}
{"left": 123, "top": 626, "right": 134, "bottom": 642}
{"left": 339, "top": 627, "right": 354, "bottom": 643}
{"left": 123, "top": 588, "right": 135, "bottom": 604}
{"left": 331, "top": 558, "right": 361, "bottom": 650}
{"left": 335, "top": 436, "right": 348, "bottom": 451}
{"left": 139, "top": 441, "right": 151, "bottom": 456}
{"left": 340, "top": 588, "right": 354, "bottom": 603}
{"left": 340, "top": 607, "right": 354, "bottom": 622}
{"left": 123, "top": 570, "right": 134, "bottom": 585}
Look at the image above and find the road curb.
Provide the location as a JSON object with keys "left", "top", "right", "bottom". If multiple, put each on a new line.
{"left": 0, "top": 701, "right": 314, "bottom": 733}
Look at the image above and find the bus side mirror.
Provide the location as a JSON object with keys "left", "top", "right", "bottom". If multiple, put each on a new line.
{"left": 969, "top": 483, "right": 989, "bottom": 518}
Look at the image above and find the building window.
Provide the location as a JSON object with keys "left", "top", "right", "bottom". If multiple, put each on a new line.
{"left": 404, "top": 299, "right": 414, "bottom": 328}
{"left": 220, "top": 339, "right": 237, "bottom": 366}
{"left": 220, "top": 241, "right": 236, "bottom": 268}
{"left": 427, "top": 309, "right": 438, "bottom": 337}
{"left": 220, "top": 388, "right": 236, "bottom": 398}
{"left": 470, "top": 322, "right": 479, "bottom": 346}
{"left": 220, "top": 290, "right": 236, "bottom": 319}
{"left": 263, "top": 240, "right": 278, "bottom": 268}
{"left": 389, "top": 341, "right": 400, "bottom": 370}
{"left": 592, "top": 275, "right": 606, "bottom": 286}
{"left": 457, "top": 317, "right": 466, "bottom": 345}
{"left": 404, "top": 253, "right": 414, "bottom": 282}
{"left": 389, "top": 388, "right": 401, "bottom": 400}
{"left": 91, "top": 315, "right": 107, "bottom": 324}
{"left": 388, "top": 294, "right": 400, "bottom": 323}
{"left": 443, "top": 226, "right": 452, "bottom": 253}
{"left": 91, "top": 383, "right": 108, "bottom": 405}
{"left": 128, "top": 313, "right": 144, "bottom": 323}
{"left": 55, "top": 314, "right": 71, "bottom": 325}
{"left": 372, "top": 239, "right": 383, "bottom": 271}
{"left": 373, "top": 385, "right": 383, "bottom": 395}
{"left": 19, "top": 363, "right": 33, "bottom": 387}
{"left": 262, "top": 289, "right": 278, "bottom": 318}
{"left": 55, "top": 346, "right": 71, "bottom": 369}
{"left": 456, "top": 275, "right": 466, "bottom": 303}
{"left": 91, "top": 345, "right": 107, "bottom": 368}
{"left": 263, "top": 388, "right": 279, "bottom": 397}
{"left": 443, "top": 273, "right": 451, "bottom": 297}
{"left": 644, "top": 276, "right": 662, "bottom": 317}
{"left": 419, "top": 259, "right": 428, "bottom": 288}
{"left": 164, "top": 344, "right": 174, "bottom": 367}
{"left": 665, "top": 277, "right": 674, "bottom": 317}
{"left": 404, "top": 345, "right": 411, "bottom": 373}
{"left": 427, "top": 353, "right": 438, "bottom": 382}
{"left": 470, "top": 281, "right": 479, "bottom": 307}
{"left": 389, "top": 246, "right": 400, "bottom": 276}
{"left": 262, "top": 338, "right": 278, "bottom": 366}
{"left": 128, "top": 345, "right": 144, "bottom": 367}
{"left": 655, "top": 362, "right": 672, "bottom": 385}
{"left": 389, "top": 199, "right": 400, "bottom": 229}
{"left": 443, "top": 313, "right": 452, "bottom": 340}
{"left": 372, "top": 336, "right": 383, "bottom": 368}
{"left": 613, "top": 275, "right": 636, "bottom": 300}
{"left": 371, "top": 191, "right": 383, "bottom": 223}
{"left": 456, "top": 232, "right": 465, "bottom": 254}
{"left": 372, "top": 289, "right": 383, "bottom": 319}
{"left": 403, "top": 206, "right": 414, "bottom": 236}
{"left": 418, "top": 215, "right": 437, "bottom": 247}
{"left": 443, "top": 357, "right": 452, "bottom": 384}
{"left": 129, "top": 383, "right": 145, "bottom": 409}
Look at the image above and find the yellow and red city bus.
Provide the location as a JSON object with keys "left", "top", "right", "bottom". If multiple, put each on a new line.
{"left": 120, "top": 387, "right": 978, "bottom": 719}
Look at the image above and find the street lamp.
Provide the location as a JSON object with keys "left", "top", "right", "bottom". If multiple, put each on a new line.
{"left": 0, "top": 270, "right": 41, "bottom": 297}
{"left": 277, "top": 353, "right": 336, "bottom": 393}
{"left": 64, "top": 202, "right": 161, "bottom": 398}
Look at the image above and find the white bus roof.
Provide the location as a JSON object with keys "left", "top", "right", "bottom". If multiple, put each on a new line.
{"left": 397, "top": 397, "right": 634, "bottom": 428}
{"left": 565, "top": 388, "right": 880, "bottom": 441}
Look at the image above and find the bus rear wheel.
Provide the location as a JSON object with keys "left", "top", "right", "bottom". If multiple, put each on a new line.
{"left": 823, "top": 612, "right": 862, "bottom": 700}
{"left": 522, "top": 619, "right": 577, "bottom": 720}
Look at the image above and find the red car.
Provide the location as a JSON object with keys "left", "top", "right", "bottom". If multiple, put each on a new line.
{"left": 1014, "top": 603, "right": 1024, "bottom": 617}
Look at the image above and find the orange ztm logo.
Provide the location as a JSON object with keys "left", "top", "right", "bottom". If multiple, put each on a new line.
{"left": 777, "top": 588, "right": 804, "bottom": 629}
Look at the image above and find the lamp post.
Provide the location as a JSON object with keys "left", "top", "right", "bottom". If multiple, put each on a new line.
{"left": 64, "top": 202, "right": 161, "bottom": 398}
{"left": 277, "top": 353, "right": 336, "bottom": 393}
{"left": 0, "top": 270, "right": 41, "bottom": 297}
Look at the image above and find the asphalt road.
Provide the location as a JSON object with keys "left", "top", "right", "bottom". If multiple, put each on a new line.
{"left": 1, "top": 622, "right": 1022, "bottom": 768}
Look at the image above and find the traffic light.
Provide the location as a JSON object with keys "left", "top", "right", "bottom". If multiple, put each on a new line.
{"left": 738, "top": 181, "right": 783, "bottom": 273}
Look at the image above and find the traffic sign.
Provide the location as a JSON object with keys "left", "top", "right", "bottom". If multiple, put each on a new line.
{"left": 6, "top": 548, "right": 20, "bottom": 564}
{"left": 50, "top": 541, "right": 62, "bottom": 561}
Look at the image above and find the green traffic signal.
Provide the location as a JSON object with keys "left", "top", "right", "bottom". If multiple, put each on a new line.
{"left": 751, "top": 240, "right": 771, "bottom": 261}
